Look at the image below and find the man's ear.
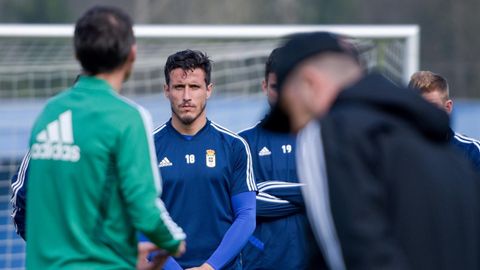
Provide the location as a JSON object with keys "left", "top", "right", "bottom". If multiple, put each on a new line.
{"left": 163, "top": 84, "right": 169, "bottom": 98}
{"left": 206, "top": 83, "right": 213, "bottom": 99}
{"left": 128, "top": 44, "right": 137, "bottom": 63}
{"left": 445, "top": 99, "right": 453, "bottom": 114}
{"left": 261, "top": 79, "right": 268, "bottom": 96}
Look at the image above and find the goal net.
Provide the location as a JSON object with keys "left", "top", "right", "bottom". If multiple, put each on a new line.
{"left": 0, "top": 25, "right": 419, "bottom": 269}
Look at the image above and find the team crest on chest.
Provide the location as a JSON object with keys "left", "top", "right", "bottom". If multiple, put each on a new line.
{"left": 206, "top": 149, "right": 216, "bottom": 168}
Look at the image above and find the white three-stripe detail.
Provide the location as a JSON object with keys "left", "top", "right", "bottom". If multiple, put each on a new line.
{"left": 257, "top": 192, "right": 290, "bottom": 204}
{"left": 153, "top": 124, "right": 167, "bottom": 135}
{"left": 11, "top": 151, "right": 31, "bottom": 210}
{"left": 454, "top": 133, "right": 480, "bottom": 151}
{"left": 257, "top": 180, "right": 305, "bottom": 190}
{"left": 210, "top": 122, "right": 256, "bottom": 192}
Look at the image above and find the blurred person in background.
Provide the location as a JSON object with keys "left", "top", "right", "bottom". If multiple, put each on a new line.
{"left": 409, "top": 70, "right": 480, "bottom": 171}
{"left": 262, "top": 31, "right": 480, "bottom": 270}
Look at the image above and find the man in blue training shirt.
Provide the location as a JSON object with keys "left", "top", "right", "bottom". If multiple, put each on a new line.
{"left": 409, "top": 71, "right": 480, "bottom": 172}
{"left": 152, "top": 50, "right": 257, "bottom": 270}
{"left": 239, "top": 48, "right": 325, "bottom": 270}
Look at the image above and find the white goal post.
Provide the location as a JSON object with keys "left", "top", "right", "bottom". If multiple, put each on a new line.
{"left": 0, "top": 24, "right": 419, "bottom": 83}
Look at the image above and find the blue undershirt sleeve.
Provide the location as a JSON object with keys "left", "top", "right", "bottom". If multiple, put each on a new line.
{"left": 206, "top": 192, "right": 256, "bottom": 270}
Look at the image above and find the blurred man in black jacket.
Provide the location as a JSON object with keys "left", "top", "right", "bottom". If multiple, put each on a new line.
{"left": 263, "top": 32, "right": 480, "bottom": 270}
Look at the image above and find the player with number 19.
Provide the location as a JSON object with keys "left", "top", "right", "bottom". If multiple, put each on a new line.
{"left": 239, "top": 48, "right": 324, "bottom": 269}
{"left": 149, "top": 50, "right": 257, "bottom": 270}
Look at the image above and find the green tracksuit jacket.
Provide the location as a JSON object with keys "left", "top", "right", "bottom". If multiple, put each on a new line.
{"left": 26, "top": 76, "right": 185, "bottom": 269}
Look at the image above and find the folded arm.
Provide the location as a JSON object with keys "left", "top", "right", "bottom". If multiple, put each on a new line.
{"left": 256, "top": 180, "right": 305, "bottom": 218}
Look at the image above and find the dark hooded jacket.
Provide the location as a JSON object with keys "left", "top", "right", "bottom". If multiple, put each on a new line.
{"left": 319, "top": 74, "right": 480, "bottom": 270}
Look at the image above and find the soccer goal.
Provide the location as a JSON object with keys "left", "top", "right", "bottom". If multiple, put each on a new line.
{"left": 0, "top": 25, "right": 419, "bottom": 270}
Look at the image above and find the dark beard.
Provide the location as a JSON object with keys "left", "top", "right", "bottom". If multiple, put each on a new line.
{"left": 172, "top": 102, "right": 207, "bottom": 125}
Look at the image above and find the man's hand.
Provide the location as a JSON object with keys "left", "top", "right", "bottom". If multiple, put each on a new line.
{"left": 186, "top": 263, "right": 215, "bottom": 270}
{"left": 136, "top": 242, "right": 169, "bottom": 270}
{"left": 174, "top": 240, "right": 187, "bottom": 257}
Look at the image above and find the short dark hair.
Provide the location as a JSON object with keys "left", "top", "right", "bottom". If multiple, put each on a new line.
{"left": 408, "top": 71, "right": 450, "bottom": 101}
{"left": 164, "top": 50, "right": 212, "bottom": 85}
{"left": 265, "top": 48, "right": 280, "bottom": 82}
{"left": 74, "top": 6, "right": 135, "bottom": 75}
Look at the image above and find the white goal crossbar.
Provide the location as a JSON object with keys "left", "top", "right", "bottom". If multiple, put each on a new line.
{"left": 0, "top": 24, "right": 419, "bottom": 83}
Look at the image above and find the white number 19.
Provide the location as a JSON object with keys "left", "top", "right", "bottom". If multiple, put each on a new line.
{"left": 282, "top": 144, "right": 292, "bottom": 154}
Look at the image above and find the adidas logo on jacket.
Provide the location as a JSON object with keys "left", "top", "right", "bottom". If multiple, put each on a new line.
{"left": 30, "top": 110, "right": 81, "bottom": 162}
